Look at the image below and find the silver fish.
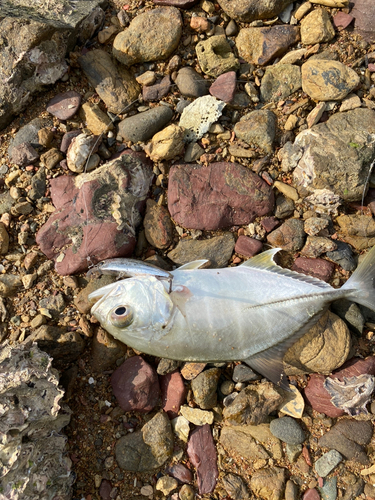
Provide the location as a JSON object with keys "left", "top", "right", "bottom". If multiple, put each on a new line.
{"left": 89, "top": 247, "right": 375, "bottom": 389}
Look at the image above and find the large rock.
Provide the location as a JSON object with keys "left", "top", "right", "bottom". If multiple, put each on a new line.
{"left": 217, "top": 0, "right": 294, "bottom": 23}
{"left": 113, "top": 7, "right": 182, "bottom": 66}
{"left": 36, "top": 152, "right": 153, "bottom": 275}
{"left": 168, "top": 162, "right": 274, "bottom": 230}
{"left": 78, "top": 49, "right": 140, "bottom": 115}
{"left": 236, "top": 26, "right": 300, "bottom": 66}
{"left": 289, "top": 108, "right": 375, "bottom": 202}
{"left": 0, "top": 3, "right": 105, "bottom": 130}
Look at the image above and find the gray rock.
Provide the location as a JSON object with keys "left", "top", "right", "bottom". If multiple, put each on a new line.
{"left": 157, "top": 358, "right": 182, "bottom": 375}
{"left": 234, "top": 110, "right": 276, "bottom": 154}
{"left": 117, "top": 106, "right": 173, "bottom": 143}
{"left": 314, "top": 450, "right": 342, "bottom": 478}
{"left": 0, "top": 6, "right": 104, "bottom": 130}
{"left": 39, "top": 292, "right": 65, "bottom": 320}
{"left": 260, "top": 64, "right": 302, "bottom": 102}
{"left": 8, "top": 118, "right": 50, "bottom": 156}
{"left": 302, "top": 59, "right": 360, "bottom": 101}
{"left": 285, "top": 443, "right": 302, "bottom": 463}
{"left": 115, "top": 412, "right": 173, "bottom": 472}
{"left": 175, "top": 67, "right": 209, "bottom": 97}
{"left": 9, "top": 142, "right": 39, "bottom": 167}
{"left": 318, "top": 477, "right": 337, "bottom": 500}
{"left": 167, "top": 233, "right": 235, "bottom": 268}
{"left": 300, "top": 236, "right": 337, "bottom": 258}
{"left": 285, "top": 480, "right": 298, "bottom": 500}
{"left": 184, "top": 142, "right": 204, "bottom": 162}
{"left": 78, "top": 49, "right": 140, "bottom": 115}
{"left": 232, "top": 364, "right": 259, "bottom": 383}
{"left": 326, "top": 241, "right": 356, "bottom": 271}
{"left": 292, "top": 109, "right": 375, "bottom": 202}
{"left": 113, "top": 7, "right": 182, "bottom": 66}
{"left": 267, "top": 218, "right": 305, "bottom": 251}
{"left": 196, "top": 35, "right": 240, "bottom": 77}
{"left": 275, "top": 194, "right": 295, "bottom": 219}
{"left": 217, "top": 0, "right": 294, "bottom": 23}
{"left": 270, "top": 417, "right": 306, "bottom": 445}
{"left": 331, "top": 298, "right": 364, "bottom": 335}
{"left": 191, "top": 368, "right": 221, "bottom": 409}
{"left": 222, "top": 474, "right": 250, "bottom": 500}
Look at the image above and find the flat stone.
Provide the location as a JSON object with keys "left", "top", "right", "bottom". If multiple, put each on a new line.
{"left": 10, "top": 142, "right": 39, "bottom": 167}
{"left": 234, "top": 236, "right": 262, "bottom": 257}
{"left": 78, "top": 49, "right": 140, "bottom": 115}
{"left": 168, "top": 162, "right": 274, "bottom": 230}
{"left": 196, "top": 35, "right": 239, "bottom": 77}
{"left": 46, "top": 91, "right": 82, "bottom": 120}
{"left": 160, "top": 371, "right": 186, "bottom": 419}
{"left": 260, "top": 64, "right": 302, "bottom": 102}
{"left": 270, "top": 417, "right": 306, "bottom": 445}
{"left": 302, "top": 59, "right": 360, "bottom": 101}
{"left": 180, "top": 405, "right": 214, "bottom": 426}
{"left": 118, "top": 106, "right": 173, "bottom": 143}
{"left": 217, "top": 0, "right": 294, "bottom": 23}
{"left": 166, "top": 463, "right": 193, "bottom": 484}
{"left": 220, "top": 426, "right": 270, "bottom": 460}
{"left": 267, "top": 218, "right": 305, "bottom": 251}
{"left": 36, "top": 152, "right": 153, "bottom": 275}
{"left": 315, "top": 450, "right": 342, "bottom": 478}
{"left": 326, "top": 241, "right": 356, "bottom": 272}
{"left": 352, "top": 0, "right": 375, "bottom": 42}
{"left": 222, "top": 474, "right": 250, "bottom": 500}
{"left": 291, "top": 257, "right": 334, "bottom": 282}
{"left": 301, "top": 236, "right": 337, "bottom": 258}
{"left": 303, "top": 489, "right": 320, "bottom": 500}
{"left": 168, "top": 233, "right": 235, "bottom": 268}
{"left": 113, "top": 7, "right": 182, "bottom": 66}
{"left": 187, "top": 424, "right": 218, "bottom": 494}
{"left": 250, "top": 467, "right": 286, "bottom": 500}
{"left": 291, "top": 109, "right": 375, "bottom": 202}
{"left": 143, "top": 76, "right": 171, "bottom": 101}
{"left": 209, "top": 71, "right": 236, "bottom": 103}
{"left": 81, "top": 102, "right": 114, "bottom": 136}
{"left": 136, "top": 71, "right": 156, "bottom": 86}
{"left": 236, "top": 26, "right": 300, "bottom": 66}
{"left": 175, "top": 67, "right": 209, "bottom": 98}
{"left": 300, "top": 8, "right": 335, "bottom": 45}
{"left": 234, "top": 110, "right": 276, "bottom": 154}
{"left": 111, "top": 356, "right": 160, "bottom": 413}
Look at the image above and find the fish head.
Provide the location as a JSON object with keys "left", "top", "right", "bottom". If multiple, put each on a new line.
{"left": 89, "top": 276, "right": 174, "bottom": 346}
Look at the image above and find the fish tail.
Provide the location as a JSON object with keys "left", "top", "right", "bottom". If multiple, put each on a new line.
{"left": 341, "top": 244, "right": 375, "bottom": 311}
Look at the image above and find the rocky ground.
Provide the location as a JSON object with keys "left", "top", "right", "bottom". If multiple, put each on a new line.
{"left": 2, "top": 0, "right": 375, "bottom": 499}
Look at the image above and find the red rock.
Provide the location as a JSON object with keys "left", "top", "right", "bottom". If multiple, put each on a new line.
{"left": 168, "top": 162, "right": 274, "bottom": 231}
{"left": 144, "top": 199, "right": 174, "bottom": 249}
{"left": 352, "top": 0, "right": 375, "bottom": 41}
{"left": 291, "top": 257, "right": 334, "bottom": 282}
{"left": 143, "top": 76, "right": 171, "bottom": 101}
{"left": 99, "top": 479, "right": 112, "bottom": 500}
{"left": 368, "top": 63, "right": 375, "bottom": 72}
{"left": 187, "top": 424, "right": 218, "bottom": 494}
{"left": 166, "top": 463, "right": 193, "bottom": 484}
{"left": 304, "top": 374, "right": 345, "bottom": 418}
{"left": 10, "top": 142, "right": 39, "bottom": 166}
{"left": 160, "top": 371, "right": 187, "bottom": 419}
{"left": 235, "top": 235, "right": 263, "bottom": 257}
{"left": 153, "top": 0, "right": 199, "bottom": 7}
{"left": 209, "top": 71, "right": 237, "bottom": 103}
{"left": 333, "top": 356, "right": 375, "bottom": 379}
{"left": 60, "top": 130, "right": 81, "bottom": 153}
{"left": 36, "top": 152, "right": 153, "bottom": 275}
{"left": 190, "top": 16, "right": 211, "bottom": 32}
{"left": 333, "top": 12, "right": 354, "bottom": 30}
{"left": 111, "top": 356, "right": 160, "bottom": 413}
{"left": 46, "top": 91, "right": 82, "bottom": 120}
{"left": 261, "top": 216, "right": 280, "bottom": 233}
{"left": 303, "top": 488, "right": 320, "bottom": 500}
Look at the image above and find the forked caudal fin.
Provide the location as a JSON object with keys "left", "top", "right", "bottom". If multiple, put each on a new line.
{"left": 341, "top": 244, "right": 375, "bottom": 311}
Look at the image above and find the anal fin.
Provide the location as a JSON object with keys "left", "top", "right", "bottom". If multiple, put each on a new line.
{"left": 244, "top": 309, "right": 328, "bottom": 392}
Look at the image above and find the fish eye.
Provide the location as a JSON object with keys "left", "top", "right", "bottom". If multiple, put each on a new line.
{"left": 109, "top": 305, "right": 133, "bottom": 328}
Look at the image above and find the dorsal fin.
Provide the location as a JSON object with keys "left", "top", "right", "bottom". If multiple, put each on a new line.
{"left": 240, "top": 248, "right": 332, "bottom": 289}
{"left": 177, "top": 260, "right": 210, "bottom": 270}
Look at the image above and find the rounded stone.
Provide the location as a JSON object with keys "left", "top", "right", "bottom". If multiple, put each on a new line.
{"left": 118, "top": 106, "right": 173, "bottom": 143}
{"left": 113, "top": 7, "right": 182, "bottom": 66}
{"left": 217, "top": 0, "right": 294, "bottom": 23}
{"left": 175, "top": 67, "right": 209, "bottom": 98}
{"left": 269, "top": 417, "right": 306, "bottom": 445}
{"left": 46, "top": 91, "right": 82, "bottom": 120}
{"left": 300, "top": 9, "right": 335, "bottom": 45}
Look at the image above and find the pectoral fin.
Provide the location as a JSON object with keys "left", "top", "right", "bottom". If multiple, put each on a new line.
{"left": 170, "top": 285, "right": 193, "bottom": 317}
{"left": 244, "top": 309, "right": 327, "bottom": 391}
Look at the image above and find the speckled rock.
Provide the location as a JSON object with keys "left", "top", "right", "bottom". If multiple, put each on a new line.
{"left": 144, "top": 199, "right": 174, "bottom": 249}
{"left": 196, "top": 36, "right": 240, "bottom": 77}
{"left": 236, "top": 26, "right": 300, "bottom": 66}
{"left": 302, "top": 59, "right": 360, "bottom": 101}
{"left": 113, "top": 7, "right": 182, "bottom": 66}
{"left": 187, "top": 424, "right": 218, "bottom": 494}
{"left": 167, "top": 233, "right": 235, "bottom": 268}
{"left": 315, "top": 450, "right": 342, "bottom": 478}
{"left": 115, "top": 412, "right": 173, "bottom": 471}
{"left": 260, "top": 64, "right": 302, "bottom": 102}
{"left": 168, "top": 162, "right": 274, "bottom": 230}
{"left": 267, "top": 218, "right": 305, "bottom": 251}
{"left": 270, "top": 417, "right": 306, "bottom": 445}
{"left": 191, "top": 368, "right": 221, "bottom": 409}
{"left": 66, "top": 132, "right": 100, "bottom": 173}
{"left": 300, "top": 236, "right": 337, "bottom": 258}
{"left": 326, "top": 241, "right": 356, "bottom": 272}
{"left": 234, "top": 110, "right": 276, "bottom": 153}
{"left": 217, "top": 0, "right": 294, "bottom": 23}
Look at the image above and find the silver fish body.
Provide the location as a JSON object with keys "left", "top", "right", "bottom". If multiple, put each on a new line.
{"left": 89, "top": 247, "right": 375, "bottom": 388}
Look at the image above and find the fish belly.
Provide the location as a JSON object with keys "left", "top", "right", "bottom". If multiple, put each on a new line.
{"left": 158, "top": 267, "right": 342, "bottom": 362}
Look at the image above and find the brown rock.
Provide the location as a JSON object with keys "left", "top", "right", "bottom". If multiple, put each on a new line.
{"left": 91, "top": 327, "right": 127, "bottom": 372}
{"left": 250, "top": 467, "right": 286, "bottom": 500}
{"left": 143, "top": 76, "right": 171, "bottom": 101}
{"left": 217, "top": 0, "right": 294, "bottom": 23}
{"left": 187, "top": 424, "right": 218, "bottom": 494}
{"left": 0, "top": 223, "right": 9, "bottom": 254}
{"left": 46, "top": 91, "right": 82, "bottom": 120}
{"left": 190, "top": 16, "right": 211, "bottom": 32}
{"left": 267, "top": 218, "right": 305, "bottom": 251}
{"left": 181, "top": 362, "right": 207, "bottom": 380}
{"left": 300, "top": 9, "right": 335, "bottom": 45}
{"left": 160, "top": 371, "right": 187, "bottom": 419}
{"left": 220, "top": 426, "right": 270, "bottom": 460}
{"left": 38, "top": 128, "right": 54, "bottom": 147}
{"left": 111, "top": 356, "right": 160, "bottom": 413}
{"left": 291, "top": 257, "right": 334, "bottom": 282}
{"left": 235, "top": 236, "right": 262, "bottom": 257}
{"left": 333, "top": 12, "right": 354, "bottom": 30}
{"left": 144, "top": 199, "right": 174, "bottom": 249}
{"left": 168, "top": 162, "right": 274, "bottom": 230}
{"left": 236, "top": 25, "right": 300, "bottom": 66}
{"left": 40, "top": 148, "right": 64, "bottom": 170}
{"left": 209, "top": 71, "right": 237, "bottom": 103}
